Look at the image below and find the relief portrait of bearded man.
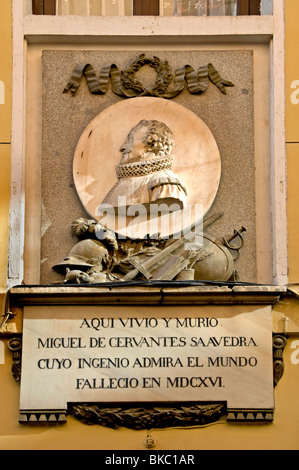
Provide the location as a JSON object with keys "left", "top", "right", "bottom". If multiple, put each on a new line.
{"left": 97, "top": 119, "right": 187, "bottom": 216}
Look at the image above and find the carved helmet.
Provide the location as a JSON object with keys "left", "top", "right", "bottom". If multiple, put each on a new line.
{"left": 52, "top": 239, "right": 109, "bottom": 273}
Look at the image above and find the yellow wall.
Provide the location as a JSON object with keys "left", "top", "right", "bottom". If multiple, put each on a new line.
{"left": 285, "top": 0, "right": 299, "bottom": 282}
{"left": 0, "top": 0, "right": 299, "bottom": 451}
{"left": 0, "top": 0, "right": 11, "bottom": 293}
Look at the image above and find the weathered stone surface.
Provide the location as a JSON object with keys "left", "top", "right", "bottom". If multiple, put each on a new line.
{"left": 41, "top": 50, "right": 255, "bottom": 284}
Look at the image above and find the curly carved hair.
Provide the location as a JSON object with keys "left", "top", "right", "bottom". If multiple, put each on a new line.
{"left": 130, "top": 119, "right": 174, "bottom": 158}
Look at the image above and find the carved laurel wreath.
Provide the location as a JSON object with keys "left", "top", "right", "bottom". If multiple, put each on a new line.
{"left": 121, "top": 54, "right": 173, "bottom": 97}
{"left": 69, "top": 403, "right": 226, "bottom": 429}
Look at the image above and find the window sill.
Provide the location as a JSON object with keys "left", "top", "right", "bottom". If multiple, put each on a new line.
{"left": 23, "top": 14, "right": 274, "bottom": 44}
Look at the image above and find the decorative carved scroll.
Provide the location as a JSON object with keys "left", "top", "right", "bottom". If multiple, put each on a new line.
{"left": 69, "top": 403, "right": 226, "bottom": 429}
{"left": 63, "top": 54, "right": 234, "bottom": 99}
{"left": 7, "top": 337, "right": 22, "bottom": 383}
{"left": 273, "top": 334, "right": 287, "bottom": 386}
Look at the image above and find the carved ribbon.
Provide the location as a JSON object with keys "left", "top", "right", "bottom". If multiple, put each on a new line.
{"left": 63, "top": 55, "right": 234, "bottom": 98}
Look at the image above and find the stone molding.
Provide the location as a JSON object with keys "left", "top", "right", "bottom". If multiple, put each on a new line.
{"left": 9, "top": 284, "right": 287, "bottom": 306}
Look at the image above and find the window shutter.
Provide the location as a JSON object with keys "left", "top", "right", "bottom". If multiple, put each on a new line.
{"left": 238, "top": 0, "right": 249, "bottom": 15}
{"left": 133, "top": 0, "right": 160, "bottom": 15}
{"left": 250, "top": 0, "right": 261, "bottom": 15}
{"left": 238, "top": 0, "right": 260, "bottom": 15}
{"left": 32, "top": 0, "right": 56, "bottom": 15}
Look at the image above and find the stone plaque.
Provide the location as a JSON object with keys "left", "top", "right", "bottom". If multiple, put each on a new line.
{"left": 19, "top": 304, "right": 275, "bottom": 423}
{"left": 41, "top": 50, "right": 256, "bottom": 284}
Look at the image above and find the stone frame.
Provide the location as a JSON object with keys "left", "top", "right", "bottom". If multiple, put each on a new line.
{"left": 8, "top": 1, "right": 287, "bottom": 289}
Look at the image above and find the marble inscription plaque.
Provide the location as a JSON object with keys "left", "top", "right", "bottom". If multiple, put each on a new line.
{"left": 20, "top": 305, "right": 274, "bottom": 415}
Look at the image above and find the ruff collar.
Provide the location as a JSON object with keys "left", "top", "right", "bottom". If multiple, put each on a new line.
{"left": 115, "top": 156, "right": 173, "bottom": 180}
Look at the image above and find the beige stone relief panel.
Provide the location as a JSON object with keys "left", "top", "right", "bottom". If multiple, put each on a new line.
{"left": 41, "top": 50, "right": 255, "bottom": 284}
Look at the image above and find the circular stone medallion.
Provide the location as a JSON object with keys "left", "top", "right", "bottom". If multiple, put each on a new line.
{"left": 73, "top": 97, "right": 221, "bottom": 239}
